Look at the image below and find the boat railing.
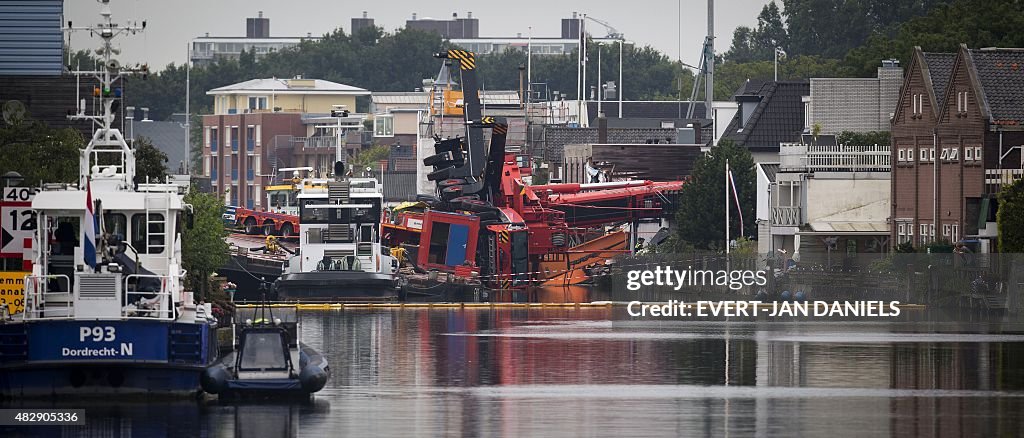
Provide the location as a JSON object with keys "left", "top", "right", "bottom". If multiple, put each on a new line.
{"left": 123, "top": 274, "right": 176, "bottom": 320}
{"left": 22, "top": 274, "right": 74, "bottom": 320}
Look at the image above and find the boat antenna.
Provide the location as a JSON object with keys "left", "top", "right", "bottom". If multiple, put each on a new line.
{"left": 257, "top": 279, "right": 274, "bottom": 326}
{"left": 65, "top": 0, "right": 149, "bottom": 189}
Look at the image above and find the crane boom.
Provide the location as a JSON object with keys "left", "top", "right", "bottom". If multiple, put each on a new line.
{"left": 583, "top": 15, "right": 623, "bottom": 40}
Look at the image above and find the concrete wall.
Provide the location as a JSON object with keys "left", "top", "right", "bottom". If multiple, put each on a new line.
{"left": 393, "top": 112, "right": 420, "bottom": 136}
{"left": 805, "top": 175, "right": 890, "bottom": 223}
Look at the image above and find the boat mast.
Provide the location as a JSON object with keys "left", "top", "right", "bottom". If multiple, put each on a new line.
{"left": 65, "top": 0, "right": 148, "bottom": 188}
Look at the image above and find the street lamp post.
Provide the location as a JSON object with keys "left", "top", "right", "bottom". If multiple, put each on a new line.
{"left": 774, "top": 47, "right": 786, "bottom": 82}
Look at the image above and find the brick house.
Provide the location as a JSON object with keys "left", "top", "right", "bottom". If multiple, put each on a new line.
{"left": 891, "top": 45, "right": 1024, "bottom": 252}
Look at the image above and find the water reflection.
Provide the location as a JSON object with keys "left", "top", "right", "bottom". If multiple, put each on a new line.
{"left": 3, "top": 305, "right": 1023, "bottom": 437}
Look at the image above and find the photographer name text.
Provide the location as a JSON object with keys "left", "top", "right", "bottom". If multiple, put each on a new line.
{"left": 627, "top": 300, "right": 903, "bottom": 318}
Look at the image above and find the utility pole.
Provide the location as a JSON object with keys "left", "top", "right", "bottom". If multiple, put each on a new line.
{"left": 618, "top": 39, "right": 623, "bottom": 118}
{"left": 705, "top": 0, "right": 714, "bottom": 122}
{"left": 185, "top": 42, "right": 190, "bottom": 174}
{"left": 597, "top": 46, "right": 602, "bottom": 115}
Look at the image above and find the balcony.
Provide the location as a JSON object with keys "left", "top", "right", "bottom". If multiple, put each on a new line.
{"left": 770, "top": 206, "right": 801, "bottom": 227}
{"left": 985, "top": 168, "right": 1024, "bottom": 194}
{"left": 780, "top": 143, "right": 890, "bottom": 172}
{"left": 294, "top": 136, "right": 339, "bottom": 149}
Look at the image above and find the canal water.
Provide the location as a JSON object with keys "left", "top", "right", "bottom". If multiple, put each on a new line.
{"left": 5, "top": 300, "right": 1024, "bottom": 437}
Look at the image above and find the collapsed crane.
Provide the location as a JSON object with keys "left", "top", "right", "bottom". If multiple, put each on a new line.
{"left": 382, "top": 49, "right": 683, "bottom": 291}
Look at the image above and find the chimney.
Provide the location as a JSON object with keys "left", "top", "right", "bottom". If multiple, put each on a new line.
{"left": 363, "top": 11, "right": 368, "bottom": 18}
{"left": 412, "top": 12, "right": 417, "bottom": 20}
{"left": 598, "top": 112, "right": 608, "bottom": 144}
{"left": 572, "top": 11, "right": 577, "bottom": 19}
{"left": 467, "top": 11, "right": 473, "bottom": 18}
{"left": 258, "top": 10, "right": 263, "bottom": 18}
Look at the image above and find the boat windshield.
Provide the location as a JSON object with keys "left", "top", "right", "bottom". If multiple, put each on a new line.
{"left": 239, "top": 331, "right": 288, "bottom": 371}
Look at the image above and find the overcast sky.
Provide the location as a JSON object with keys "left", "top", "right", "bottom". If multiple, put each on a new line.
{"left": 65, "top": 0, "right": 772, "bottom": 72}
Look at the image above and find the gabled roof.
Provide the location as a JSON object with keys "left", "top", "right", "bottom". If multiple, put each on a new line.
{"left": 207, "top": 78, "right": 369, "bottom": 95}
{"left": 922, "top": 51, "right": 955, "bottom": 107}
{"left": 966, "top": 47, "right": 1024, "bottom": 127}
{"left": 893, "top": 47, "right": 953, "bottom": 124}
{"left": 720, "top": 81, "right": 809, "bottom": 151}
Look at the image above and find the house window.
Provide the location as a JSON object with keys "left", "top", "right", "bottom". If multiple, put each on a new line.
{"left": 907, "top": 223, "right": 914, "bottom": 244}
{"left": 898, "top": 149, "right": 906, "bottom": 162}
{"left": 974, "top": 146, "right": 982, "bottom": 162}
{"left": 930, "top": 224, "right": 935, "bottom": 238}
{"left": 957, "top": 91, "right": 967, "bottom": 113}
{"left": 943, "top": 224, "right": 951, "bottom": 237}
{"left": 210, "top": 127, "right": 219, "bottom": 152}
{"left": 246, "top": 125, "right": 255, "bottom": 151}
{"left": 950, "top": 147, "right": 959, "bottom": 161}
{"left": 929, "top": 148, "right": 936, "bottom": 161}
{"left": 966, "top": 147, "right": 974, "bottom": 161}
{"left": 940, "top": 148, "right": 949, "bottom": 161}
{"left": 952, "top": 224, "right": 959, "bottom": 242}
{"left": 908, "top": 148, "right": 914, "bottom": 162}
{"left": 373, "top": 114, "right": 394, "bottom": 137}
{"left": 248, "top": 96, "right": 268, "bottom": 111}
{"left": 920, "top": 148, "right": 928, "bottom": 162}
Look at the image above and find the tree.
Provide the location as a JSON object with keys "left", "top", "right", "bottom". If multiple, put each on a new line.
{"left": 724, "top": 1, "right": 789, "bottom": 63}
{"left": 0, "top": 118, "right": 83, "bottom": 186}
{"left": 350, "top": 145, "right": 391, "bottom": 173}
{"left": 674, "top": 140, "right": 756, "bottom": 250}
{"left": 837, "top": 130, "right": 891, "bottom": 146}
{"left": 182, "top": 189, "right": 229, "bottom": 299}
{"left": 842, "top": 0, "right": 1024, "bottom": 76}
{"left": 133, "top": 136, "right": 169, "bottom": 182}
{"left": 997, "top": 177, "right": 1024, "bottom": 253}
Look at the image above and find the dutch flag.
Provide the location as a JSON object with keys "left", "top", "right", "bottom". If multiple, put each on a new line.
{"left": 84, "top": 179, "right": 98, "bottom": 271}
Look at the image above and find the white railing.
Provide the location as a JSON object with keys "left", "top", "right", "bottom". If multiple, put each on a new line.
{"left": 294, "top": 136, "right": 338, "bottom": 149}
{"left": 123, "top": 274, "right": 175, "bottom": 320}
{"left": 771, "top": 206, "right": 801, "bottom": 226}
{"left": 22, "top": 275, "right": 73, "bottom": 320}
{"left": 20, "top": 273, "right": 177, "bottom": 321}
{"left": 780, "top": 143, "right": 891, "bottom": 172}
{"left": 985, "top": 168, "right": 1024, "bottom": 193}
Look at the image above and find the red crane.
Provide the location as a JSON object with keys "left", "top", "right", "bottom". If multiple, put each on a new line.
{"left": 383, "top": 50, "right": 684, "bottom": 291}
